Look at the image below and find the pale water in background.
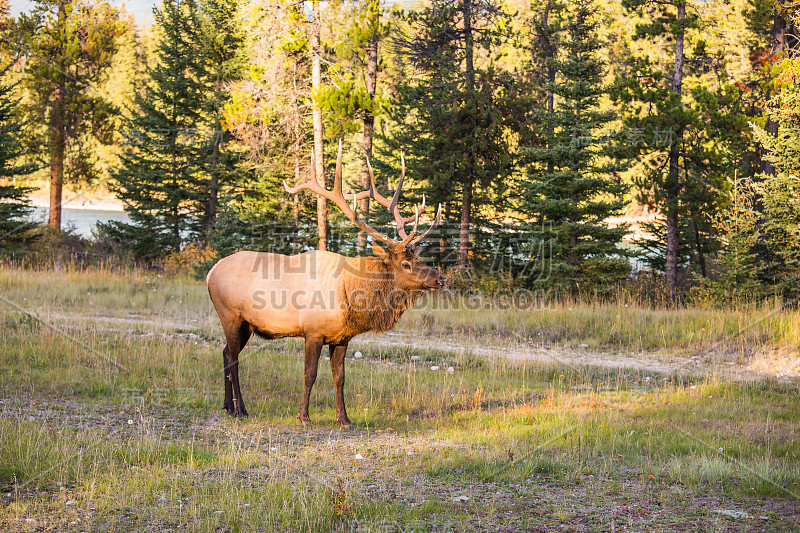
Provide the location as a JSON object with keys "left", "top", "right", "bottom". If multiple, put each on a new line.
{"left": 33, "top": 208, "right": 130, "bottom": 238}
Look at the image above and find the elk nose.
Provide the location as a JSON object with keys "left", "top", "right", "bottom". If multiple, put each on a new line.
{"left": 435, "top": 276, "right": 445, "bottom": 288}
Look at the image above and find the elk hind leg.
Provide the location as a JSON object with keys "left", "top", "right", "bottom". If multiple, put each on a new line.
{"left": 223, "top": 320, "right": 251, "bottom": 418}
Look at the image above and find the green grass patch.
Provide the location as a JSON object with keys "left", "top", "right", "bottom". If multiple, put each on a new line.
{"left": 1, "top": 267, "right": 799, "bottom": 530}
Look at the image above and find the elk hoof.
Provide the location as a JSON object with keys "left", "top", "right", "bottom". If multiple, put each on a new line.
{"left": 339, "top": 423, "right": 355, "bottom": 431}
{"left": 298, "top": 415, "right": 312, "bottom": 426}
{"left": 226, "top": 404, "right": 248, "bottom": 418}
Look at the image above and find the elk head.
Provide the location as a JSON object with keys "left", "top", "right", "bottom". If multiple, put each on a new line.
{"left": 284, "top": 141, "right": 445, "bottom": 291}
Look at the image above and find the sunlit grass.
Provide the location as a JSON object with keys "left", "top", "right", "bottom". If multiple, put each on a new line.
{"left": 1, "top": 266, "right": 800, "bottom": 530}
{"left": 2, "top": 265, "right": 799, "bottom": 356}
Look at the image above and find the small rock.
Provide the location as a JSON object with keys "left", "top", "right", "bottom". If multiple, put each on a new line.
{"left": 453, "top": 495, "right": 470, "bottom": 503}
{"left": 354, "top": 351, "right": 363, "bottom": 359}
{"left": 355, "top": 453, "right": 363, "bottom": 460}
{"left": 713, "top": 509, "right": 752, "bottom": 520}
{"left": 430, "top": 366, "right": 440, "bottom": 371}
{"left": 579, "top": 344, "right": 589, "bottom": 348}
{"left": 446, "top": 367, "right": 455, "bottom": 374}
{"left": 411, "top": 355, "right": 420, "bottom": 361}
{"left": 65, "top": 500, "right": 76, "bottom": 506}
{"left": 127, "top": 419, "right": 133, "bottom": 425}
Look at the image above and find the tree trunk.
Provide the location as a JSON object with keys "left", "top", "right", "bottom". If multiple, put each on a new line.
{"left": 293, "top": 136, "right": 301, "bottom": 251}
{"left": 458, "top": 0, "right": 475, "bottom": 269}
{"left": 292, "top": 65, "right": 302, "bottom": 252}
{"left": 543, "top": 0, "right": 556, "bottom": 143}
{"left": 207, "top": 127, "right": 220, "bottom": 235}
{"left": 691, "top": 214, "right": 706, "bottom": 278}
{"left": 48, "top": 2, "right": 67, "bottom": 231}
{"left": 539, "top": 0, "right": 557, "bottom": 269}
{"left": 439, "top": 202, "right": 451, "bottom": 265}
{"left": 761, "top": 12, "right": 787, "bottom": 176}
{"left": 665, "top": 1, "right": 685, "bottom": 304}
{"left": 311, "top": 0, "right": 327, "bottom": 251}
{"left": 171, "top": 126, "right": 180, "bottom": 247}
{"left": 48, "top": 85, "right": 65, "bottom": 230}
{"left": 358, "top": 20, "right": 379, "bottom": 252}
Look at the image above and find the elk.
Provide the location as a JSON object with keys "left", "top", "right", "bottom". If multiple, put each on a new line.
{"left": 206, "top": 142, "right": 444, "bottom": 427}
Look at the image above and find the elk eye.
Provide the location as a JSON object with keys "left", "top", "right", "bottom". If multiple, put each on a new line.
{"left": 401, "top": 261, "right": 412, "bottom": 271}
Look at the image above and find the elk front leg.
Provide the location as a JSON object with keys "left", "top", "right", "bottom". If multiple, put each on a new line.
{"left": 299, "top": 336, "right": 324, "bottom": 425}
{"left": 329, "top": 343, "right": 352, "bottom": 428}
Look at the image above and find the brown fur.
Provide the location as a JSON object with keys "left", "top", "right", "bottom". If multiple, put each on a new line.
{"left": 338, "top": 257, "right": 423, "bottom": 337}
{"left": 207, "top": 246, "right": 443, "bottom": 427}
{"left": 209, "top": 143, "right": 445, "bottom": 426}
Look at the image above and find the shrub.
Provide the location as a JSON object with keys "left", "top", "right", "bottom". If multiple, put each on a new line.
{"left": 163, "top": 242, "right": 216, "bottom": 278}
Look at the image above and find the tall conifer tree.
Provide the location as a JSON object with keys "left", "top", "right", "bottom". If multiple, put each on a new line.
{"left": 199, "top": 0, "right": 246, "bottom": 235}
{"left": 520, "top": 0, "right": 629, "bottom": 293}
{"left": 19, "top": 0, "right": 124, "bottom": 230}
{"left": 752, "top": 63, "right": 800, "bottom": 299}
{"left": 386, "top": 0, "right": 521, "bottom": 268}
{"left": 104, "top": 0, "right": 207, "bottom": 259}
{"left": 0, "top": 67, "right": 38, "bottom": 253}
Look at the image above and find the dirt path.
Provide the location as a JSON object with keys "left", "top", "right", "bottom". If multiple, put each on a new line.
{"left": 353, "top": 331, "right": 710, "bottom": 374}
{"left": 40, "top": 311, "right": 798, "bottom": 382}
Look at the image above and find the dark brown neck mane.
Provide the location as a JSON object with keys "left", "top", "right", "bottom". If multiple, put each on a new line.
{"left": 338, "top": 257, "right": 421, "bottom": 337}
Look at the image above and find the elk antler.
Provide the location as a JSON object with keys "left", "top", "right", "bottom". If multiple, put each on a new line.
{"left": 284, "top": 140, "right": 441, "bottom": 250}
{"left": 365, "top": 153, "right": 442, "bottom": 248}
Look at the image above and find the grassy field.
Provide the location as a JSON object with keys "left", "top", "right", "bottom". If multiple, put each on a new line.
{"left": 1, "top": 266, "right": 799, "bottom": 531}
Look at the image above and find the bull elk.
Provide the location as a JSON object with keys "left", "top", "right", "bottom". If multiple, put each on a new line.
{"left": 206, "top": 142, "right": 444, "bottom": 427}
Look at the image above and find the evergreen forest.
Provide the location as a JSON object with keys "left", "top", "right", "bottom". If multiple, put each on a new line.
{"left": 1, "top": 0, "right": 799, "bottom": 305}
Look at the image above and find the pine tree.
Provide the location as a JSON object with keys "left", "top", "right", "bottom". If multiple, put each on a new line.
{"left": 744, "top": 0, "right": 798, "bottom": 177}
{"left": 520, "top": 0, "right": 629, "bottom": 294}
{"left": 618, "top": 0, "right": 694, "bottom": 302}
{"left": 318, "top": 0, "right": 387, "bottom": 251}
{"left": 752, "top": 60, "right": 800, "bottom": 300}
{"left": 0, "top": 66, "right": 38, "bottom": 254}
{"left": 18, "top": 0, "right": 125, "bottom": 230}
{"left": 694, "top": 176, "right": 762, "bottom": 303}
{"left": 198, "top": 0, "right": 247, "bottom": 235}
{"left": 222, "top": 0, "right": 317, "bottom": 251}
{"left": 385, "top": 0, "right": 521, "bottom": 268}
{"left": 615, "top": 0, "right": 749, "bottom": 300}
{"left": 103, "top": 0, "right": 208, "bottom": 260}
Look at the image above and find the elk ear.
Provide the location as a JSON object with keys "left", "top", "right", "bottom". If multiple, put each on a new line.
{"left": 372, "top": 242, "right": 390, "bottom": 263}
